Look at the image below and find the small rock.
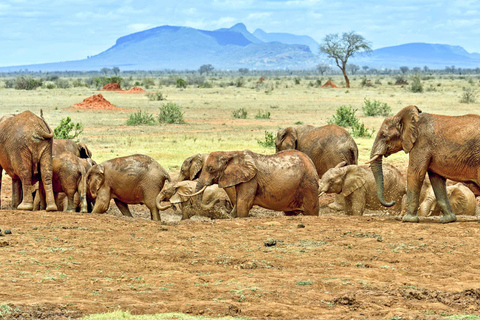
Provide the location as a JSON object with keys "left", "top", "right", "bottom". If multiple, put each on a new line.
{"left": 4, "top": 230, "right": 11, "bottom": 235}
{"left": 377, "top": 236, "right": 383, "bottom": 242}
{"left": 264, "top": 238, "right": 277, "bottom": 247}
{"left": 0, "top": 241, "right": 8, "bottom": 247}
{"left": 297, "top": 223, "right": 305, "bottom": 228}
{"left": 160, "top": 226, "right": 168, "bottom": 231}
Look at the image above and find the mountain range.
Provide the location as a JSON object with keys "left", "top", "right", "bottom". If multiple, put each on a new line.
{"left": 1, "top": 23, "right": 479, "bottom": 72}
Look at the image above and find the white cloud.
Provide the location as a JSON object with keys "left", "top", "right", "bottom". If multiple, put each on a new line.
{"left": 128, "top": 23, "right": 155, "bottom": 32}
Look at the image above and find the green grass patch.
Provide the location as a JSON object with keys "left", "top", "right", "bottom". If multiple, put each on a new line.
{"left": 81, "top": 310, "right": 248, "bottom": 320}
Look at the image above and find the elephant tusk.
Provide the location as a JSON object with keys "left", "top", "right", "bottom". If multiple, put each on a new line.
{"left": 365, "top": 154, "right": 381, "bottom": 164}
{"left": 178, "top": 185, "right": 207, "bottom": 198}
{"left": 158, "top": 202, "right": 172, "bottom": 211}
{"left": 318, "top": 191, "right": 325, "bottom": 198}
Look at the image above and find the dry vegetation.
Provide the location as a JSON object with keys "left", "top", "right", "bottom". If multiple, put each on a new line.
{"left": 0, "top": 72, "right": 480, "bottom": 319}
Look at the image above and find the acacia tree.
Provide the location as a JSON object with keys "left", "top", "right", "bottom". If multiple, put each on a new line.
{"left": 319, "top": 31, "right": 372, "bottom": 88}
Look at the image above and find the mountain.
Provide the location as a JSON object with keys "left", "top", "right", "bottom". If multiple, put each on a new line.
{"left": 0, "top": 24, "right": 318, "bottom": 72}
{"left": 253, "top": 28, "right": 320, "bottom": 53}
{"left": 351, "top": 43, "right": 480, "bottom": 69}
{"left": 1, "top": 24, "right": 479, "bottom": 72}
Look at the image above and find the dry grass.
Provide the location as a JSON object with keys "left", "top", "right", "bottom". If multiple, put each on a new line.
{"left": 0, "top": 74, "right": 478, "bottom": 168}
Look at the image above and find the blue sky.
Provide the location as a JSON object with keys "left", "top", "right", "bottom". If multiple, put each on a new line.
{"left": 1, "top": 0, "right": 479, "bottom": 67}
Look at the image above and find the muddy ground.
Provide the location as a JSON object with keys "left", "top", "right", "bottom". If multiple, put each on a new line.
{"left": 1, "top": 175, "right": 480, "bottom": 319}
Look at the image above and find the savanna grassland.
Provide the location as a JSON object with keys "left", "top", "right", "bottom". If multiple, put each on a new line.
{"left": 1, "top": 72, "right": 480, "bottom": 320}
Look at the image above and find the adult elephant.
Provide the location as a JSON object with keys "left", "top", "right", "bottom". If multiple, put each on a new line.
{"left": 368, "top": 105, "right": 480, "bottom": 223}
{"left": 0, "top": 111, "right": 57, "bottom": 211}
{"left": 318, "top": 163, "right": 406, "bottom": 216}
{"left": 275, "top": 124, "right": 358, "bottom": 177}
{"left": 86, "top": 154, "right": 170, "bottom": 221}
{"left": 193, "top": 150, "right": 319, "bottom": 217}
{"left": 53, "top": 139, "right": 93, "bottom": 159}
{"left": 418, "top": 183, "right": 478, "bottom": 217}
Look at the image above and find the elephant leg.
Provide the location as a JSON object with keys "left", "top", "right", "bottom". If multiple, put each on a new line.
{"left": 349, "top": 191, "right": 366, "bottom": 216}
{"left": 12, "top": 179, "right": 22, "bottom": 209}
{"left": 146, "top": 201, "right": 161, "bottom": 221}
{"left": 65, "top": 192, "right": 76, "bottom": 213}
{"left": 35, "top": 182, "right": 47, "bottom": 210}
{"left": 235, "top": 182, "right": 256, "bottom": 218}
{"left": 428, "top": 171, "right": 456, "bottom": 223}
{"left": 17, "top": 175, "right": 34, "bottom": 211}
{"left": 0, "top": 168, "right": 2, "bottom": 208}
{"left": 91, "top": 188, "right": 111, "bottom": 214}
{"left": 114, "top": 199, "right": 133, "bottom": 217}
{"left": 39, "top": 153, "right": 57, "bottom": 212}
{"left": 224, "top": 186, "right": 237, "bottom": 217}
{"left": 328, "top": 194, "right": 345, "bottom": 211}
{"left": 402, "top": 164, "right": 428, "bottom": 223}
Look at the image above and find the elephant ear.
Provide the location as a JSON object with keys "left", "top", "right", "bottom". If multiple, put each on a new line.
{"left": 219, "top": 152, "right": 257, "bottom": 188}
{"left": 189, "top": 154, "right": 205, "bottom": 180}
{"left": 448, "top": 184, "right": 467, "bottom": 213}
{"left": 171, "top": 182, "right": 195, "bottom": 204}
{"left": 78, "top": 142, "right": 92, "bottom": 158}
{"left": 276, "top": 127, "right": 297, "bottom": 150}
{"left": 87, "top": 164, "right": 104, "bottom": 199}
{"left": 341, "top": 167, "right": 367, "bottom": 197}
{"left": 397, "top": 105, "right": 421, "bottom": 154}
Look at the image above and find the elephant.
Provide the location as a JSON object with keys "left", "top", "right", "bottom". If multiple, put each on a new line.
{"left": 418, "top": 183, "right": 479, "bottom": 217}
{"left": 52, "top": 139, "right": 93, "bottom": 159}
{"left": 369, "top": 105, "right": 480, "bottom": 223}
{"left": 276, "top": 124, "right": 358, "bottom": 211}
{"left": 0, "top": 110, "right": 57, "bottom": 211}
{"left": 193, "top": 149, "right": 320, "bottom": 217}
{"left": 156, "top": 180, "right": 233, "bottom": 219}
{"left": 177, "top": 153, "right": 237, "bottom": 210}
{"left": 275, "top": 124, "right": 358, "bottom": 177}
{"left": 86, "top": 154, "right": 170, "bottom": 221}
{"left": 318, "top": 163, "right": 406, "bottom": 216}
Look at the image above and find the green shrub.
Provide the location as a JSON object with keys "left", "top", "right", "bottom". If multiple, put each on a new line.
{"left": 94, "top": 76, "right": 123, "bottom": 89}
{"left": 126, "top": 110, "right": 156, "bottom": 126}
{"left": 254, "top": 110, "right": 271, "bottom": 119}
{"left": 46, "top": 83, "right": 56, "bottom": 89}
{"left": 257, "top": 131, "right": 275, "bottom": 148}
{"left": 360, "top": 77, "right": 374, "bottom": 87}
{"left": 294, "top": 77, "right": 301, "bottom": 85}
{"left": 232, "top": 108, "right": 248, "bottom": 119}
{"left": 72, "top": 78, "right": 85, "bottom": 87}
{"left": 460, "top": 87, "right": 478, "bottom": 103}
{"left": 351, "top": 122, "right": 374, "bottom": 138}
{"left": 236, "top": 77, "right": 245, "bottom": 87}
{"left": 54, "top": 117, "right": 83, "bottom": 140}
{"left": 362, "top": 98, "right": 392, "bottom": 117}
{"left": 328, "top": 106, "right": 373, "bottom": 138}
{"left": 158, "top": 102, "right": 185, "bottom": 124}
{"left": 14, "top": 76, "right": 43, "bottom": 90}
{"left": 394, "top": 75, "right": 408, "bottom": 85}
{"left": 54, "top": 78, "right": 71, "bottom": 89}
{"left": 146, "top": 91, "right": 167, "bottom": 101}
{"left": 142, "top": 77, "right": 155, "bottom": 89}
{"left": 410, "top": 74, "right": 423, "bottom": 93}
{"left": 4, "top": 79, "right": 15, "bottom": 88}
{"left": 176, "top": 78, "right": 187, "bottom": 88}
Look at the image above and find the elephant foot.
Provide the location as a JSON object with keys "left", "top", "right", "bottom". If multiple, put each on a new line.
{"left": 17, "top": 201, "right": 34, "bottom": 211}
{"left": 328, "top": 201, "right": 344, "bottom": 211}
{"left": 440, "top": 213, "right": 457, "bottom": 223}
{"left": 402, "top": 213, "right": 420, "bottom": 223}
{"left": 46, "top": 203, "right": 58, "bottom": 212}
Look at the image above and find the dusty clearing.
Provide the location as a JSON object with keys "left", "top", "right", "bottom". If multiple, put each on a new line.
{"left": 1, "top": 197, "right": 480, "bottom": 319}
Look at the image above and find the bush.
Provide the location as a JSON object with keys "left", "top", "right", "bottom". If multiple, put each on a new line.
{"left": 4, "top": 79, "right": 15, "bottom": 88}
{"left": 236, "top": 77, "right": 245, "bottom": 87}
{"left": 360, "top": 77, "right": 374, "bottom": 87}
{"left": 54, "top": 78, "right": 71, "bottom": 89}
{"left": 257, "top": 131, "right": 275, "bottom": 148}
{"left": 54, "top": 117, "right": 83, "bottom": 140}
{"left": 328, "top": 106, "right": 373, "bottom": 138}
{"left": 176, "top": 78, "right": 187, "bottom": 88}
{"left": 232, "top": 108, "right": 248, "bottom": 119}
{"left": 460, "top": 87, "right": 478, "bottom": 103}
{"left": 72, "top": 78, "right": 85, "bottom": 87}
{"left": 126, "top": 110, "right": 156, "bottom": 126}
{"left": 394, "top": 75, "right": 408, "bottom": 85}
{"left": 94, "top": 76, "right": 123, "bottom": 89}
{"left": 146, "top": 91, "right": 167, "bottom": 101}
{"left": 158, "top": 102, "right": 185, "bottom": 124}
{"left": 362, "top": 98, "right": 392, "bottom": 117}
{"left": 142, "top": 77, "right": 155, "bottom": 89}
{"left": 46, "top": 83, "right": 55, "bottom": 89}
{"left": 255, "top": 110, "right": 271, "bottom": 119}
{"left": 410, "top": 74, "right": 423, "bottom": 93}
{"left": 14, "top": 76, "right": 43, "bottom": 90}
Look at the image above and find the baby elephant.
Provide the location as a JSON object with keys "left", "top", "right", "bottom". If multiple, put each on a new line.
{"left": 157, "top": 180, "right": 233, "bottom": 219}
{"left": 419, "top": 183, "right": 479, "bottom": 217}
{"left": 318, "top": 163, "right": 406, "bottom": 216}
{"left": 86, "top": 154, "right": 170, "bottom": 221}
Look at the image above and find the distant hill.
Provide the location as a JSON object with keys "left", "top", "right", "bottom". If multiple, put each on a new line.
{"left": 1, "top": 24, "right": 479, "bottom": 72}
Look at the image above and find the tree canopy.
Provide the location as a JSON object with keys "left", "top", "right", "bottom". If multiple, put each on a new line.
{"left": 320, "top": 31, "right": 372, "bottom": 88}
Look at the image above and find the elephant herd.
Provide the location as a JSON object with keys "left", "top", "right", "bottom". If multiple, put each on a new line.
{"left": 2, "top": 106, "right": 480, "bottom": 224}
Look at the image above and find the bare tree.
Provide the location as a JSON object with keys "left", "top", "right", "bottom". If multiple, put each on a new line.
{"left": 112, "top": 66, "right": 120, "bottom": 76}
{"left": 400, "top": 66, "right": 409, "bottom": 74}
{"left": 319, "top": 31, "right": 372, "bottom": 88}
{"left": 347, "top": 64, "right": 360, "bottom": 75}
{"left": 199, "top": 64, "right": 214, "bottom": 75}
{"left": 100, "top": 67, "right": 110, "bottom": 76}
{"left": 316, "top": 64, "right": 330, "bottom": 75}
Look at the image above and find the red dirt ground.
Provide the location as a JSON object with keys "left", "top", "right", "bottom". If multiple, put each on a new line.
{"left": 119, "top": 86, "right": 147, "bottom": 94}
{"left": 1, "top": 173, "right": 480, "bottom": 319}
{"left": 101, "top": 82, "right": 123, "bottom": 91}
{"left": 70, "top": 94, "right": 124, "bottom": 111}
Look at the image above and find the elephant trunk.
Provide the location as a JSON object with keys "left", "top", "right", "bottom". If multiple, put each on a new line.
{"left": 370, "top": 156, "right": 396, "bottom": 207}
{"left": 201, "top": 198, "right": 220, "bottom": 211}
{"left": 156, "top": 194, "right": 172, "bottom": 211}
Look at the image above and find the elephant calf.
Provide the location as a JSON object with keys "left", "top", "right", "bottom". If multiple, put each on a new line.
{"left": 86, "top": 154, "right": 170, "bottom": 221}
{"left": 157, "top": 180, "right": 233, "bottom": 219}
{"left": 318, "top": 163, "right": 406, "bottom": 216}
{"left": 418, "top": 183, "right": 479, "bottom": 217}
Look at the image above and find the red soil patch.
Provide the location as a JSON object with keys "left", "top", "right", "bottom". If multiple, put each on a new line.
{"left": 70, "top": 93, "right": 124, "bottom": 111}
{"left": 101, "top": 82, "right": 123, "bottom": 91}
{"left": 321, "top": 80, "right": 340, "bottom": 88}
{"left": 119, "top": 86, "right": 147, "bottom": 94}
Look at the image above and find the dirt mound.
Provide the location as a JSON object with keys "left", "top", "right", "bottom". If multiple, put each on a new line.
{"left": 101, "top": 82, "right": 122, "bottom": 91}
{"left": 71, "top": 94, "right": 123, "bottom": 111}
{"left": 322, "top": 80, "right": 339, "bottom": 88}
{"left": 120, "top": 86, "right": 147, "bottom": 94}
